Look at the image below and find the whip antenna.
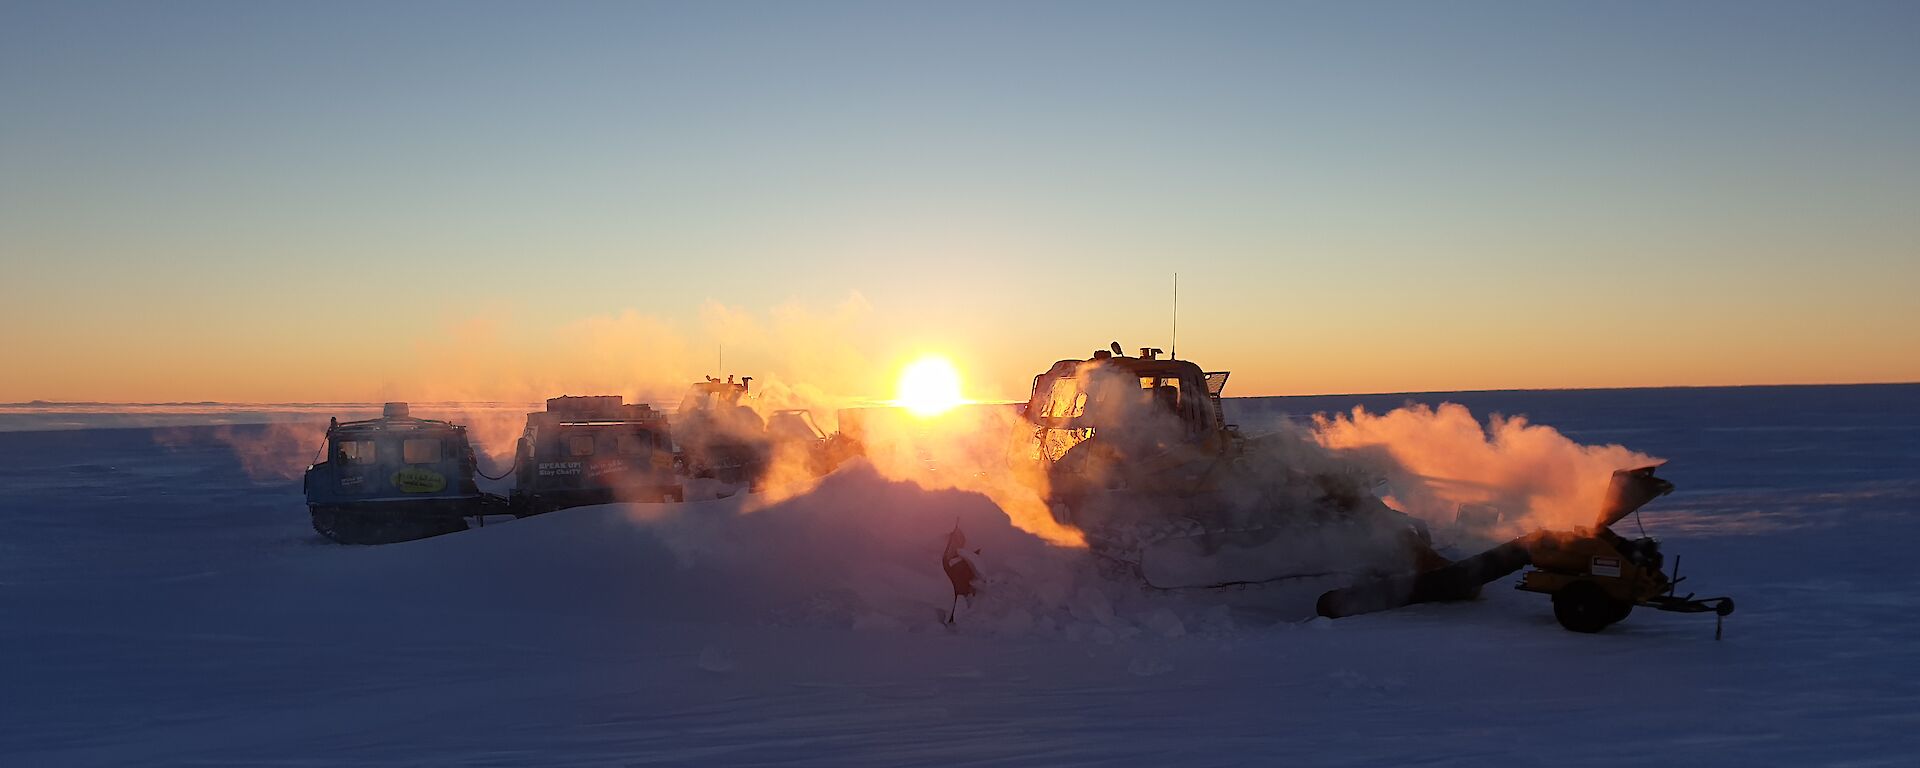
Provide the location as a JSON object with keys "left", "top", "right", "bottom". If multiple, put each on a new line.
{"left": 1171, "top": 273, "right": 1178, "bottom": 360}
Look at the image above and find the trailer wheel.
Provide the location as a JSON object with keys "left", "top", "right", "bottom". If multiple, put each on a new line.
{"left": 1606, "top": 598, "right": 1635, "bottom": 625}
{"left": 1553, "top": 581, "right": 1630, "bottom": 633}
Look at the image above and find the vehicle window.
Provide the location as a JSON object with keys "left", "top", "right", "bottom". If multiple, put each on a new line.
{"left": 617, "top": 432, "right": 652, "bottom": 455}
{"left": 770, "top": 414, "right": 824, "bottom": 441}
{"left": 568, "top": 434, "right": 596, "bottom": 457}
{"left": 402, "top": 438, "right": 442, "bottom": 464}
{"left": 338, "top": 440, "right": 375, "bottom": 463}
{"left": 1148, "top": 377, "right": 1181, "bottom": 412}
{"left": 1044, "top": 378, "right": 1086, "bottom": 418}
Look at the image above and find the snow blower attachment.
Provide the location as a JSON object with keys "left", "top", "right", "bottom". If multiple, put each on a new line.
{"left": 1316, "top": 466, "right": 1736, "bottom": 637}
{"left": 303, "top": 402, "right": 510, "bottom": 544}
{"left": 511, "top": 395, "right": 682, "bottom": 516}
{"left": 1023, "top": 343, "right": 1440, "bottom": 588}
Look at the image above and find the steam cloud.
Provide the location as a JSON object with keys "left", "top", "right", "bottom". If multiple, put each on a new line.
{"left": 1311, "top": 402, "right": 1663, "bottom": 534}
{"left": 154, "top": 422, "right": 330, "bottom": 482}
{"left": 149, "top": 290, "right": 1663, "bottom": 558}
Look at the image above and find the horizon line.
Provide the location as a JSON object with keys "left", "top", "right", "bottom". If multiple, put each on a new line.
{"left": 7, "top": 379, "right": 1917, "bottom": 409}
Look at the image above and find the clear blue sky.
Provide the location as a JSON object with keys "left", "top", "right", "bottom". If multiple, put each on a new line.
{"left": 3, "top": 1, "right": 1916, "bottom": 401}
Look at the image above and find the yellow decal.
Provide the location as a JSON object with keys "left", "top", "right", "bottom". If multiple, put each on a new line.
{"left": 392, "top": 467, "right": 447, "bottom": 493}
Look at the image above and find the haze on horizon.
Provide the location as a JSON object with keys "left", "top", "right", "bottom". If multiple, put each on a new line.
{"left": 3, "top": 1, "right": 1917, "bottom": 404}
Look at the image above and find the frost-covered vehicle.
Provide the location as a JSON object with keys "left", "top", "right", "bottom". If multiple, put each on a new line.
{"left": 672, "top": 379, "right": 858, "bottom": 486}
{"left": 511, "top": 395, "right": 682, "bottom": 515}
{"left": 766, "top": 408, "right": 863, "bottom": 477}
{"left": 303, "top": 402, "right": 505, "bottom": 544}
{"left": 1023, "top": 343, "right": 1437, "bottom": 588}
{"left": 672, "top": 376, "right": 769, "bottom": 484}
{"left": 1025, "top": 343, "right": 1237, "bottom": 504}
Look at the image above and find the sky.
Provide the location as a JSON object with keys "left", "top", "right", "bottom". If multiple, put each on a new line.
{"left": 2, "top": 1, "right": 1917, "bottom": 404}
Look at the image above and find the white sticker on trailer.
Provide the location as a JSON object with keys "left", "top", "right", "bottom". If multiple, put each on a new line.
{"left": 1591, "top": 556, "right": 1622, "bottom": 578}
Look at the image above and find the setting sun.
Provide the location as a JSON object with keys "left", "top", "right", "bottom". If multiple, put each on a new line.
{"left": 896, "top": 356, "right": 967, "bottom": 416}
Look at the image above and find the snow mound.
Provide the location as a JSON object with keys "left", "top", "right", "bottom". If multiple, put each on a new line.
{"left": 349, "top": 460, "right": 1328, "bottom": 639}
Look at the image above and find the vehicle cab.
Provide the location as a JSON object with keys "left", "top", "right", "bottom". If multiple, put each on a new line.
{"left": 672, "top": 376, "right": 770, "bottom": 484}
{"left": 1024, "top": 344, "right": 1232, "bottom": 462}
{"left": 302, "top": 402, "right": 490, "bottom": 543}
{"left": 512, "top": 395, "right": 682, "bottom": 514}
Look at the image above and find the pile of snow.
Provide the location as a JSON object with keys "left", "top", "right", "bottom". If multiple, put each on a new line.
{"left": 8, "top": 387, "right": 1920, "bottom": 765}
{"left": 361, "top": 460, "right": 1326, "bottom": 641}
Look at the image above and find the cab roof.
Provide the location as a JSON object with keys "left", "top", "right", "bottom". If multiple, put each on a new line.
{"left": 328, "top": 415, "right": 465, "bottom": 438}
{"left": 1034, "top": 354, "right": 1209, "bottom": 381}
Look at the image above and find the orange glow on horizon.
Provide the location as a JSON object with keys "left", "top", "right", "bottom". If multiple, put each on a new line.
{"left": 1, "top": 293, "right": 1914, "bottom": 404}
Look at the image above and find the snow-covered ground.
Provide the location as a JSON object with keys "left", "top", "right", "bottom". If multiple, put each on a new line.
{"left": 4, "top": 385, "right": 1917, "bottom": 766}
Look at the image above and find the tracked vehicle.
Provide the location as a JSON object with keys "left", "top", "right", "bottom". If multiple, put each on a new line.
{"left": 1023, "top": 343, "right": 1436, "bottom": 588}
{"left": 670, "top": 377, "right": 859, "bottom": 487}
{"left": 766, "top": 408, "right": 863, "bottom": 477}
{"left": 511, "top": 395, "right": 682, "bottom": 515}
{"left": 1025, "top": 342, "right": 1235, "bottom": 502}
{"left": 673, "top": 376, "right": 769, "bottom": 485}
{"left": 303, "top": 402, "right": 507, "bottom": 544}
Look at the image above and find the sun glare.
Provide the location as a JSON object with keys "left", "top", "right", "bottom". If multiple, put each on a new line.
{"left": 896, "top": 356, "right": 966, "bottom": 417}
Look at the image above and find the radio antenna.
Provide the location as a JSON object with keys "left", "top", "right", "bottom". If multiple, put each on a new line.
{"left": 1170, "top": 273, "right": 1179, "bottom": 360}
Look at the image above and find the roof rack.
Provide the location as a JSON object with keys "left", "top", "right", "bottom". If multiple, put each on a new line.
{"left": 541, "top": 395, "right": 664, "bottom": 422}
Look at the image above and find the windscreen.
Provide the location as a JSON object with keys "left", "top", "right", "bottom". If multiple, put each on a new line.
{"left": 402, "top": 438, "right": 442, "bottom": 464}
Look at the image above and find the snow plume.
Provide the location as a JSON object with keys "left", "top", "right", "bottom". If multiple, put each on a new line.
{"left": 678, "top": 296, "right": 1087, "bottom": 547}
{"left": 675, "top": 300, "right": 879, "bottom": 506}
{"left": 737, "top": 401, "right": 1086, "bottom": 547}
{"left": 393, "top": 294, "right": 881, "bottom": 413}
{"left": 678, "top": 373, "right": 1092, "bottom": 550}
{"left": 154, "top": 422, "right": 329, "bottom": 482}
{"left": 149, "top": 405, "right": 532, "bottom": 483}
{"left": 430, "top": 406, "right": 528, "bottom": 470}
{"left": 842, "top": 404, "right": 1087, "bottom": 548}
{"left": 392, "top": 310, "right": 701, "bottom": 414}
{"left": 399, "top": 404, "right": 530, "bottom": 472}
{"left": 613, "top": 463, "right": 1248, "bottom": 636}
{"left": 1311, "top": 403, "right": 1662, "bottom": 534}
{"left": 700, "top": 295, "right": 878, "bottom": 410}
{"left": 334, "top": 294, "right": 885, "bottom": 497}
